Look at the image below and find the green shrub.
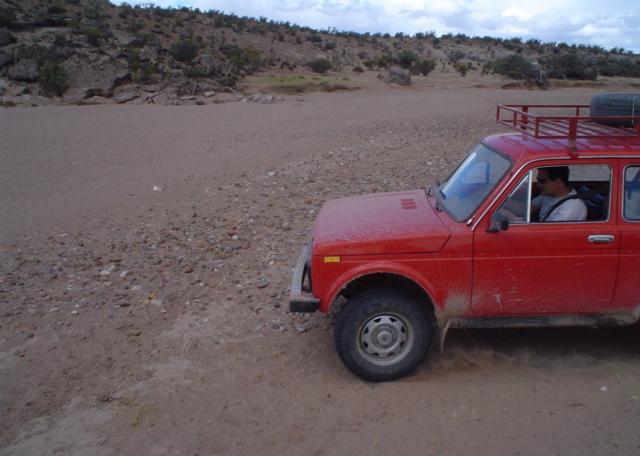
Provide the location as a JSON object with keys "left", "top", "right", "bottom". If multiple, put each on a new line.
{"left": 169, "top": 39, "right": 199, "bottom": 62}
{"left": 306, "top": 33, "right": 322, "bottom": 43}
{"left": 492, "top": 55, "right": 537, "bottom": 79}
{"left": 397, "top": 49, "right": 417, "bottom": 68}
{"left": 447, "top": 49, "right": 465, "bottom": 64}
{"left": 82, "top": 27, "right": 104, "bottom": 46}
{"left": 220, "top": 45, "right": 262, "bottom": 73}
{"left": 363, "top": 54, "right": 392, "bottom": 69}
{"left": 542, "top": 52, "right": 597, "bottom": 80}
{"left": 414, "top": 58, "right": 436, "bottom": 76}
{"left": 454, "top": 62, "right": 469, "bottom": 77}
{"left": 308, "top": 58, "right": 332, "bottom": 73}
{"left": 0, "top": 7, "right": 15, "bottom": 27}
{"left": 39, "top": 61, "right": 70, "bottom": 97}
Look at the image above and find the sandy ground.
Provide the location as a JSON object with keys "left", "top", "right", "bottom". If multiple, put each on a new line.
{"left": 1, "top": 83, "right": 640, "bottom": 455}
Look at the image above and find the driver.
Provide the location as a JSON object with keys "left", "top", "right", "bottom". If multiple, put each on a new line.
{"left": 532, "top": 166, "right": 587, "bottom": 222}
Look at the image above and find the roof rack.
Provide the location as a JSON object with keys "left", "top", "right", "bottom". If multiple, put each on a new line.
{"left": 496, "top": 104, "right": 640, "bottom": 140}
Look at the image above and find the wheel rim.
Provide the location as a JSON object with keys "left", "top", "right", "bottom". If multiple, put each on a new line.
{"left": 356, "top": 312, "right": 414, "bottom": 366}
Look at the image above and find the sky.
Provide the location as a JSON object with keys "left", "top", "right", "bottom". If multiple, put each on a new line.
{"left": 123, "top": 1, "right": 640, "bottom": 53}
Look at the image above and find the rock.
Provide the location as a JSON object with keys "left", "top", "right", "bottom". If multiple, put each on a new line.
{"left": 78, "top": 95, "right": 111, "bottom": 105}
{"left": 8, "top": 60, "right": 38, "bottom": 81}
{"left": 150, "top": 299, "right": 162, "bottom": 307}
{"left": 63, "top": 55, "right": 130, "bottom": 99}
{"left": 100, "top": 265, "right": 116, "bottom": 275}
{"left": 180, "top": 95, "right": 195, "bottom": 101}
{"left": 203, "top": 90, "right": 216, "bottom": 97}
{"left": 0, "top": 50, "right": 12, "bottom": 69}
{"left": 295, "top": 322, "right": 310, "bottom": 333}
{"left": 139, "top": 46, "right": 158, "bottom": 62}
{"left": 153, "top": 185, "right": 163, "bottom": 191}
{"left": 14, "top": 43, "right": 56, "bottom": 65}
{"left": 0, "top": 28, "right": 16, "bottom": 47}
{"left": 383, "top": 67, "right": 411, "bottom": 86}
{"left": 256, "top": 279, "right": 269, "bottom": 289}
{"left": 112, "top": 30, "right": 142, "bottom": 47}
{"left": 141, "top": 83, "right": 164, "bottom": 93}
{"left": 113, "top": 89, "right": 138, "bottom": 104}
{"left": 248, "top": 93, "right": 275, "bottom": 104}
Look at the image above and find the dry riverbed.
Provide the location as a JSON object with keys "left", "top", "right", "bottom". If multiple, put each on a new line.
{"left": 1, "top": 86, "right": 640, "bottom": 455}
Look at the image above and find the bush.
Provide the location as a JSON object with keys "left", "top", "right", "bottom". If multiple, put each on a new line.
{"left": 82, "top": 27, "right": 104, "bottom": 46}
{"left": 414, "top": 58, "right": 436, "bottom": 76}
{"left": 543, "top": 52, "right": 597, "bottom": 80}
{"left": 447, "top": 49, "right": 465, "bottom": 64}
{"left": 363, "top": 54, "right": 392, "bottom": 69}
{"left": 220, "top": 45, "right": 262, "bottom": 74}
{"left": 0, "top": 7, "right": 16, "bottom": 28}
{"left": 308, "top": 58, "right": 332, "bottom": 73}
{"left": 492, "top": 55, "right": 537, "bottom": 79}
{"left": 454, "top": 62, "right": 469, "bottom": 77}
{"left": 39, "top": 61, "right": 70, "bottom": 97}
{"left": 169, "top": 39, "right": 199, "bottom": 62}
{"left": 397, "top": 49, "right": 417, "bottom": 69}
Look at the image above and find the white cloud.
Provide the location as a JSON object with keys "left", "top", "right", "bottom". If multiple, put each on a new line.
{"left": 122, "top": 0, "right": 640, "bottom": 52}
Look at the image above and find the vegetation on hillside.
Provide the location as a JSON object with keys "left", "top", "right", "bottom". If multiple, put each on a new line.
{"left": 0, "top": 0, "right": 638, "bottom": 99}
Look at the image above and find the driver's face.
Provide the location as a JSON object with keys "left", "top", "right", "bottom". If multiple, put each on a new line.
{"left": 536, "top": 170, "right": 552, "bottom": 196}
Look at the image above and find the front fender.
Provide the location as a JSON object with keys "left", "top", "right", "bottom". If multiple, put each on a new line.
{"left": 318, "top": 259, "right": 443, "bottom": 316}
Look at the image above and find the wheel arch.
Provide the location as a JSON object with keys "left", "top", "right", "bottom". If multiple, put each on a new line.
{"left": 326, "top": 266, "right": 442, "bottom": 325}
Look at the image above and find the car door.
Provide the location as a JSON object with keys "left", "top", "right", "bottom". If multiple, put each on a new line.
{"left": 611, "top": 161, "right": 640, "bottom": 311}
{"left": 471, "top": 161, "right": 620, "bottom": 316}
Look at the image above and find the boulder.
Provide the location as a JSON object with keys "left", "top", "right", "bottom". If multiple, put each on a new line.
{"left": 63, "top": 55, "right": 130, "bottom": 99}
{"left": 139, "top": 46, "right": 158, "bottom": 62}
{"left": 112, "top": 30, "right": 142, "bottom": 48}
{"left": 8, "top": 59, "right": 38, "bottom": 81}
{"left": 113, "top": 89, "right": 139, "bottom": 104}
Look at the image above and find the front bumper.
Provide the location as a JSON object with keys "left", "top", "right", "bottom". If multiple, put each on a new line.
{"left": 289, "top": 242, "right": 320, "bottom": 313}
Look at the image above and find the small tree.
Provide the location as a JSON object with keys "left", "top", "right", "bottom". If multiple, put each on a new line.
{"left": 414, "top": 58, "right": 436, "bottom": 76}
{"left": 39, "top": 61, "right": 70, "bottom": 97}
{"left": 492, "top": 55, "right": 537, "bottom": 79}
{"left": 308, "top": 58, "right": 332, "bottom": 73}
{"left": 454, "top": 62, "right": 469, "bottom": 77}
{"left": 397, "top": 49, "right": 417, "bottom": 69}
{"left": 169, "top": 39, "right": 199, "bottom": 62}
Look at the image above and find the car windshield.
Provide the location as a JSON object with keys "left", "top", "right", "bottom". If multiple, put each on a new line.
{"left": 438, "top": 143, "right": 511, "bottom": 221}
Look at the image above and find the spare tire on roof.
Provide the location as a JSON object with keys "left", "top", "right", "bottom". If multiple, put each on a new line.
{"left": 590, "top": 93, "right": 640, "bottom": 127}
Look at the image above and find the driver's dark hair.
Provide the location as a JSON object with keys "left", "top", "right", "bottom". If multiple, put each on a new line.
{"left": 540, "top": 166, "right": 569, "bottom": 185}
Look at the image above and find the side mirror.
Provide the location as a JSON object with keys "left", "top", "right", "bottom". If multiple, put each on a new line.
{"left": 488, "top": 212, "right": 509, "bottom": 233}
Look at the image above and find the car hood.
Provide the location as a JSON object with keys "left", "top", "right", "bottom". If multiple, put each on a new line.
{"left": 312, "top": 190, "right": 450, "bottom": 256}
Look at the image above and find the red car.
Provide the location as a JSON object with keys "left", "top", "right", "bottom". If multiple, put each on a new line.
{"left": 290, "top": 94, "right": 640, "bottom": 381}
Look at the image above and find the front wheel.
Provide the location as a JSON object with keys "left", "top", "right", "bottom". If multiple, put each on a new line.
{"left": 334, "top": 288, "right": 432, "bottom": 381}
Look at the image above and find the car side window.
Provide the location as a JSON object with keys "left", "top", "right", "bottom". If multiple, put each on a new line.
{"left": 624, "top": 166, "right": 640, "bottom": 221}
{"left": 498, "top": 164, "right": 611, "bottom": 223}
{"left": 497, "top": 173, "right": 531, "bottom": 224}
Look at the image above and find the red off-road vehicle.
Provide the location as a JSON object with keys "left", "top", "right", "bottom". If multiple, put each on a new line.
{"left": 290, "top": 94, "right": 640, "bottom": 381}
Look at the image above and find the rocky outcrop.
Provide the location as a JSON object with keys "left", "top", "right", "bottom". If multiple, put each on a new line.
{"left": 63, "top": 55, "right": 130, "bottom": 100}
{"left": 8, "top": 59, "right": 38, "bottom": 81}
